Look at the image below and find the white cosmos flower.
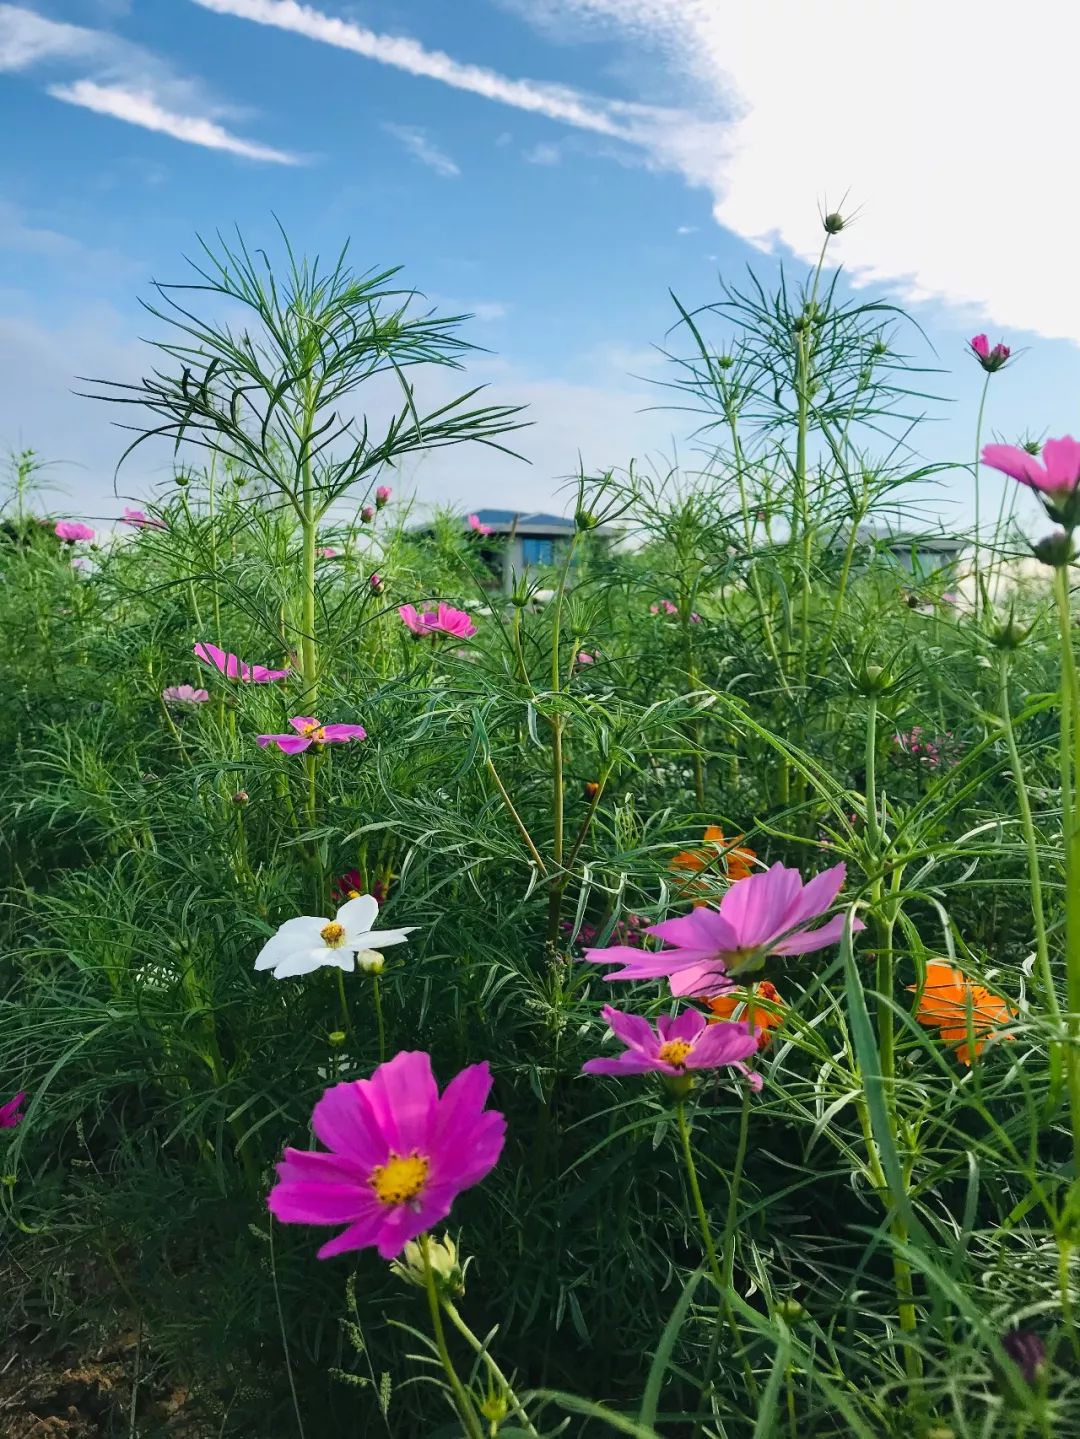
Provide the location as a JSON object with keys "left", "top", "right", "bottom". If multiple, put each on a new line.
{"left": 254, "top": 895, "right": 415, "bottom": 980}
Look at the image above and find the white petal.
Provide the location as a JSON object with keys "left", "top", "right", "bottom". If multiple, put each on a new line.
{"left": 350, "top": 926, "right": 416, "bottom": 949}
{"left": 253, "top": 917, "right": 323, "bottom": 971}
{"left": 270, "top": 948, "right": 340, "bottom": 979}
{"left": 336, "top": 894, "right": 378, "bottom": 931}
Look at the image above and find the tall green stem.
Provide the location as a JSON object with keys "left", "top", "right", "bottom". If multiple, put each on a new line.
{"left": 1051, "top": 566, "right": 1080, "bottom": 1181}
{"left": 546, "top": 532, "right": 580, "bottom": 948}
{"left": 971, "top": 372, "right": 991, "bottom": 617}
{"left": 441, "top": 1301, "right": 541, "bottom": 1438}
{"left": 421, "top": 1234, "right": 483, "bottom": 1439}
{"left": 997, "top": 652, "right": 1062, "bottom": 1048}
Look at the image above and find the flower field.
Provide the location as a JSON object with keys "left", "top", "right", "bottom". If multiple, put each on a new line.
{"left": 2, "top": 225, "right": 1079, "bottom": 1437}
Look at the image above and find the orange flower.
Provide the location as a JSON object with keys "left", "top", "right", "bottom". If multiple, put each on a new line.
{"left": 707, "top": 980, "right": 785, "bottom": 1051}
{"left": 910, "top": 962, "right": 1015, "bottom": 1065}
{"left": 670, "top": 826, "right": 756, "bottom": 885}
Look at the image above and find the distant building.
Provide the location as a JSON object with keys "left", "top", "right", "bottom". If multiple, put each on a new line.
{"left": 456, "top": 510, "right": 620, "bottom": 591}
{"left": 852, "top": 527, "right": 967, "bottom": 580}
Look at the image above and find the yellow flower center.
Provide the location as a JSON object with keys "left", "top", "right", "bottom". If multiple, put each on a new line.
{"left": 370, "top": 1151, "right": 430, "bottom": 1207}
{"left": 300, "top": 722, "right": 327, "bottom": 741}
{"left": 346, "top": 889, "right": 361, "bottom": 900}
{"left": 320, "top": 922, "right": 346, "bottom": 947}
{"left": 657, "top": 1039, "right": 694, "bottom": 1068}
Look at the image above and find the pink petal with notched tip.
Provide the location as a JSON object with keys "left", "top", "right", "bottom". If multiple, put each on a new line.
{"left": 257, "top": 734, "right": 313, "bottom": 754}
{"left": 363, "top": 1051, "right": 438, "bottom": 1155}
{"left": 772, "top": 912, "right": 865, "bottom": 954}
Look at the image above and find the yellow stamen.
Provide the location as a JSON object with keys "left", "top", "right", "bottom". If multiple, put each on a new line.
{"left": 346, "top": 889, "right": 361, "bottom": 900}
{"left": 300, "top": 722, "right": 327, "bottom": 740}
{"left": 370, "top": 1151, "right": 429, "bottom": 1206}
{"left": 657, "top": 1039, "right": 694, "bottom": 1068}
{"left": 320, "top": 921, "right": 346, "bottom": 947}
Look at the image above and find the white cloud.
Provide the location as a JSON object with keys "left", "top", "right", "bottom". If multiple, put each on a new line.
{"left": 0, "top": 3, "right": 101, "bottom": 69}
{"left": 675, "top": 224, "right": 696, "bottom": 235}
{"left": 193, "top": 0, "right": 1080, "bottom": 344}
{"left": 524, "top": 141, "right": 561, "bottom": 166}
{"left": 382, "top": 123, "right": 459, "bottom": 177}
{"left": 2, "top": 3, "right": 297, "bottom": 164}
{"left": 189, "top": 0, "right": 638, "bottom": 138}
{"left": 49, "top": 79, "right": 301, "bottom": 163}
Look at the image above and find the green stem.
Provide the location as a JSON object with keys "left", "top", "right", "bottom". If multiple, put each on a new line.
{"left": 722, "top": 1087, "right": 752, "bottom": 1288}
{"left": 972, "top": 371, "right": 991, "bottom": 617}
{"left": 676, "top": 1102, "right": 722, "bottom": 1284}
{"left": 997, "top": 653, "right": 1062, "bottom": 1059}
{"left": 372, "top": 973, "right": 386, "bottom": 1064}
{"left": 546, "top": 533, "right": 580, "bottom": 948}
{"left": 442, "top": 1301, "right": 541, "bottom": 1439}
{"left": 421, "top": 1235, "right": 483, "bottom": 1439}
{"left": 1051, "top": 566, "right": 1080, "bottom": 1182}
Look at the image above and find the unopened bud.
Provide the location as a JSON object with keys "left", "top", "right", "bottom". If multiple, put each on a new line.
{"left": 584, "top": 781, "right": 600, "bottom": 800}
{"left": 1033, "top": 530, "right": 1074, "bottom": 568}
{"left": 327, "top": 1030, "right": 347, "bottom": 1047}
{"left": 1001, "top": 1330, "right": 1046, "bottom": 1386}
{"left": 775, "top": 1298, "right": 806, "bottom": 1325}
{"left": 390, "top": 1234, "right": 465, "bottom": 1297}
{"left": 575, "top": 508, "right": 599, "bottom": 532}
{"left": 356, "top": 949, "right": 385, "bottom": 974}
{"left": 174, "top": 472, "right": 189, "bottom": 488}
{"left": 232, "top": 789, "right": 249, "bottom": 805}
{"left": 823, "top": 211, "right": 846, "bottom": 234}
{"left": 360, "top": 505, "right": 375, "bottom": 523}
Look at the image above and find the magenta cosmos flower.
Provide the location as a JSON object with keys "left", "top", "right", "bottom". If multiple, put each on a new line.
{"left": 163, "top": 684, "right": 209, "bottom": 705}
{"left": 122, "top": 507, "right": 166, "bottom": 530}
{"left": 583, "top": 1006, "right": 761, "bottom": 1088}
{"left": 969, "top": 334, "right": 1010, "bottom": 373}
{"left": 467, "top": 513, "right": 493, "bottom": 537}
{"left": 194, "top": 641, "right": 290, "bottom": 683}
{"left": 267, "top": 1050, "right": 506, "bottom": 1259}
{"left": 585, "top": 862, "right": 863, "bottom": 996}
{"left": 982, "top": 437, "right": 1080, "bottom": 497}
{"left": 399, "top": 602, "right": 477, "bottom": 639}
{"left": 257, "top": 716, "right": 367, "bottom": 754}
{"left": 54, "top": 521, "right": 95, "bottom": 542}
{"left": 0, "top": 1092, "right": 26, "bottom": 1128}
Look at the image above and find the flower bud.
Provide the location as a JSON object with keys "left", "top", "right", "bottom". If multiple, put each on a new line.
{"left": 584, "top": 781, "right": 600, "bottom": 800}
{"left": 356, "top": 949, "right": 385, "bottom": 974}
{"left": 174, "top": 471, "right": 189, "bottom": 488}
{"left": 232, "top": 789, "right": 249, "bottom": 805}
{"left": 375, "top": 485, "right": 391, "bottom": 508}
{"left": 575, "top": 508, "right": 600, "bottom": 532}
{"left": 823, "top": 211, "right": 846, "bottom": 234}
{"left": 480, "top": 1390, "right": 509, "bottom": 1426}
{"left": 1001, "top": 1329, "right": 1046, "bottom": 1385}
{"left": 360, "top": 505, "right": 375, "bottom": 524}
{"left": 774, "top": 1298, "right": 806, "bottom": 1325}
{"left": 369, "top": 572, "right": 385, "bottom": 595}
{"left": 327, "top": 1030, "right": 347, "bottom": 1047}
{"left": 1033, "top": 530, "right": 1074, "bottom": 568}
{"left": 390, "top": 1234, "right": 465, "bottom": 1297}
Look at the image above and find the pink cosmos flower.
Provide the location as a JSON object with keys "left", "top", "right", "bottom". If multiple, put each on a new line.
{"left": 969, "top": 334, "right": 1011, "bottom": 373}
{"left": 577, "top": 651, "right": 595, "bottom": 665}
{"left": 690, "top": 612, "right": 702, "bottom": 625}
{"left": 585, "top": 862, "right": 863, "bottom": 996}
{"left": 194, "top": 641, "right": 290, "bottom": 683}
{"left": 361, "top": 504, "right": 376, "bottom": 523}
{"left": 162, "top": 684, "right": 210, "bottom": 705}
{"left": 0, "top": 1092, "right": 26, "bottom": 1128}
{"left": 583, "top": 1006, "right": 761, "bottom": 1088}
{"left": 122, "top": 507, "right": 166, "bottom": 530}
{"left": 54, "top": 521, "right": 95, "bottom": 542}
{"left": 267, "top": 1050, "right": 506, "bottom": 1259}
{"left": 467, "top": 513, "right": 493, "bottom": 537}
{"left": 257, "top": 716, "right": 367, "bottom": 755}
{"left": 399, "top": 602, "right": 477, "bottom": 639}
{"left": 317, "top": 546, "right": 339, "bottom": 559}
{"left": 982, "top": 437, "right": 1080, "bottom": 497}
{"left": 375, "top": 485, "right": 392, "bottom": 507}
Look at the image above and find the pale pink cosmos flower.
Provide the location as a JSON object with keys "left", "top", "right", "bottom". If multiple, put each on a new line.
{"left": 399, "top": 602, "right": 477, "bottom": 639}
{"left": 583, "top": 1006, "right": 761, "bottom": 1088}
{"left": 122, "top": 507, "right": 166, "bottom": 530}
{"left": 577, "top": 651, "right": 595, "bottom": 665}
{"left": 969, "top": 334, "right": 1011, "bottom": 373}
{"left": 0, "top": 1092, "right": 26, "bottom": 1128}
{"left": 375, "top": 485, "right": 392, "bottom": 507}
{"left": 194, "top": 641, "right": 290, "bottom": 683}
{"left": 468, "top": 513, "right": 493, "bottom": 537}
{"left": 257, "top": 716, "right": 367, "bottom": 755}
{"left": 54, "top": 521, "right": 95, "bottom": 542}
{"left": 163, "top": 684, "right": 209, "bottom": 706}
{"left": 585, "top": 862, "right": 863, "bottom": 996}
{"left": 317, "top": 546, "right": 339, "bottom": 559}
{"left": 267, "top": 1050, "right": 506, "bottom": 1259}
{"left": 982, "top": 437, "right": 1080, "bottom": 496}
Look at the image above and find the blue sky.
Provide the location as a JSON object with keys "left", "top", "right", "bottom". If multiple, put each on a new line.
{"left": 1, "top": 0, "right": 1078, "bottom": 535}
